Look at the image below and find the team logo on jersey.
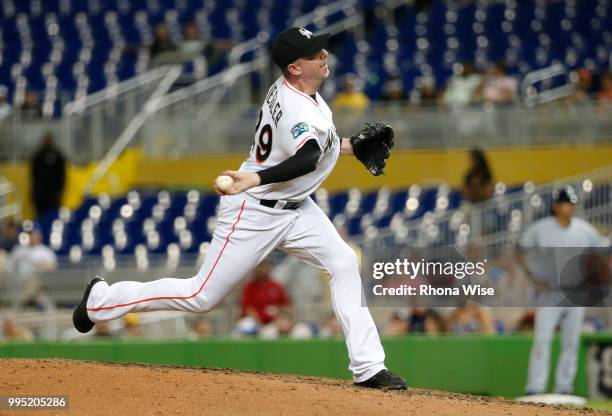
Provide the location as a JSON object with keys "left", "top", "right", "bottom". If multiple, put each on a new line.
{"left": 324, "top": 128, "right": 339, "bottom": 152}
{"left": 291, "top": 122, "right": 311, "bottom": 139}
{"left": 298, "top": 28, "right": 313, "bottom": 39}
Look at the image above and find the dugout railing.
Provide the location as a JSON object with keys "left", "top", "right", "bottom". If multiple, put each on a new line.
{"left": 62, "top": 66, "right": 179, "bottom": 164}
{"left": 2, "top": 99, "right": 611, "bottom": 163}
{"left": 362, "top": 165, "right": 612, "bottom": 248}
{"left": 358, "top": 166, "right": 612, "bottom": 308}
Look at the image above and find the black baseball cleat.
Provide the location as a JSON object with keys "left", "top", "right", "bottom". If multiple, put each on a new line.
{"left": 354, "top": 369, "right": 408, "bottom": 390}
{"left": 73, "top": 277, "right": 105, "bottom": 333}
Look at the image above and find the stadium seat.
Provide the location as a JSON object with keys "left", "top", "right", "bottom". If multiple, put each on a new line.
{"left": 1, "top": 0, "right": 610, "bottom": 116}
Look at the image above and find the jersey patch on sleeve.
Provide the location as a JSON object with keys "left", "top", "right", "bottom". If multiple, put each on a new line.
{"left": 291, "top": 122, "right": 312, "bottom": 140}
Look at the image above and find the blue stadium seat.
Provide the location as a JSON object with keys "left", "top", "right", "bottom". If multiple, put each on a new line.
{"left": 1, "top": 0, "right": 611, "bottom": 115}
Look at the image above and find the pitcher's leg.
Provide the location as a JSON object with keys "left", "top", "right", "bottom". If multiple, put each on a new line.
{"left": 87, "top": 199, "right": 250, "bottom": 322}
{"left": 88, "top": 197, "right": 289, "bottom": 323}
{"left": 280, "top": 198, "right": 385, "bottom": 382}
{"left": 326, "top": 245, "right": 386, "bottom": 382}
{"left": 554, "top": 307, "right": 585, "bottom": 394}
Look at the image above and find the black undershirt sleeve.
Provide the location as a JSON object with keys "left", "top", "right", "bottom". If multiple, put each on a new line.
{"left": 257, "top": 139, "right": 321, "bottom": 185}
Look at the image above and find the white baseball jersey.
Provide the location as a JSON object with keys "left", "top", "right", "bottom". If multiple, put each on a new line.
{"left": 239, "top": 76, "right": 340, "bottom": 201}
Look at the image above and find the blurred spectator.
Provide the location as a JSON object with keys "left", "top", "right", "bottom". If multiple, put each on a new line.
{"left": 205, "top": 38, "right": 235, "bottom": 72}
{"left": 0, "top": 220, "right": 19, "bottom": 273}
{"left": 414, "top": 0, "right": 434, "bottom": 12}
{"left": 94, "top": 322, "right": 118, "bottom": 338}
{"left": 382, "top": 311, "right": 408, "bottom": 336}
{"left": 0, "top": 85, "right": 11, "bottom": 120}
{"left": 442, "top": 62, "right": 482, "bottom": 108}
{"left": 0, "top": 248, "right": 7, "bottom": 273}
{"left": 462, "top": 148, "right": 494, "bottom": 204}
{"left": 10, "top": 223, "right": 57, "bottom": 274}
{"left": 290, "top": 321, "right": 315, "bottom": 339}
{"left": 481, "top": 62, "right": 518, "bottom": 105}
{"left": 150, "top": 24, "right": 177, "bottom": 59}
{"left": 233, "top": 316, "right": 259, "bottom": 337}
{"left": 423, "top": 310, "right": 447, "bottom": 335}
{"left": 187, "top": 318, "right": 213, "bottom": 340}
{"left": 319, "top": 314, "right": 343, "bottom": 338}
{"left": 122, "top": 313, "right": 144, "bottom": 338}
{"left": 582, "top": 316, "right": 605, "bottom": 333}
{"left": 180, "top": 22, "right": 205, "bottom": 54}
{"left": 30, "top": 133, "right": 66, "bottom": 218}
{"left": 259, "top": 309, "right": 313, "bottom": 339}
{"left": 151, "top": 22, "right": 207, "bottom": 80}
{"left": 566, "top": 68, "right": 593, "bottom": 102}
{"left": 408, "top": 307, "right": 428, "bottom": 332}
{"left": 597, "top": 72, "right": 612, "bottom": 103}
{"left": 409, "top": 76, "right": 439, "bottom": 107}
{"left": 240, "top": 261, "right": 290, "bottom": 325}
{"left": 448, "top": 303, "right": 495, "bottom": 334}
{"left": 332, "top": 74, "right": 370, "bottom": 112}
{"left": 0, "top": 220, "right": 20, "bottom": 252}
{"left": 381, "top": 72, "right": 407, "bottom": 102}
{"left": 9, "top": 223, "right": 56, "bottom": 309}
{"left": 2, "top": 318, "right": 34, "bottom": 341}
{"left": 19, "top": 90, "right": 42, "bottom": 121}
{"left": 515, "top": 310, "right": 535, "bottom": 333}
{"left": 408, "top": 306, "right": 448, "bottom": 335}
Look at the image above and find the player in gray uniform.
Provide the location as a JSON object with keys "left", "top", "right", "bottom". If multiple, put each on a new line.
{"left": 520, "top": 185, "right": 607, "bottom": 395}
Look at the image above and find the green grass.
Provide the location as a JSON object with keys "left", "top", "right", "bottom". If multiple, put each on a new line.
{"left": 586, "top": 401, "right": 612, "bottom": 412}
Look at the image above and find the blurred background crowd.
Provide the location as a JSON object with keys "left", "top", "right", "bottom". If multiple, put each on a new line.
{"left": 0, "top": 0, "right": 610, "bottom": 345}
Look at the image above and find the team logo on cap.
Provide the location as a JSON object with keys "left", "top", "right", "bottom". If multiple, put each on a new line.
{"left": 298, "top": 27, "right": 313, "bottom": 39}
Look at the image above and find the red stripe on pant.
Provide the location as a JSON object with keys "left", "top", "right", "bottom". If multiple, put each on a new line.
{"left": 87, "top": 200, "right": 247, "bottom": 312}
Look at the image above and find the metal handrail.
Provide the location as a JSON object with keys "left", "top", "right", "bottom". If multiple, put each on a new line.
{"left": 294, "top": 0, "right": 358, "bottom": 28}
{"left": 153, "top": 0, "right": 366, "bottom": 158}
{"left": 62, "top": 65, "right": 179, "bottom": 163}
{"left": 154, "top": 59, "right": 266, "bottom": 110}
{"left": 83, "top": 66, "right": 182, "bottom": 194}
{"left": 367, "top": 165, "right": 612, "bottom": 245}
{"left": 0, "top": 176, "right": 20, "bottom": 222}
{"left": 521, "top": 63, "right": 576, "bottom": 106}
{"left": 63, "top": 66, "right": 175, "bottom": 115}
{"left": 228, "top": 32, "right": 271, "bottom": 66}
{"left": 165, "top": 59, "right": 268, "bottom": 158}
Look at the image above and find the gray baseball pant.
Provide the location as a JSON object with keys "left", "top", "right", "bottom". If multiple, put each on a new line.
{"left": 525, "top": 306, "right": 585, "bottom": 394}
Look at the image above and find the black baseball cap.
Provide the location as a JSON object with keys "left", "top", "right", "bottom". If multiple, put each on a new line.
{"left": 272, "top": 27, "right": 330, "bottom": 69}
{"left": 553, "top": 185, "right": 578, "bottom": 204}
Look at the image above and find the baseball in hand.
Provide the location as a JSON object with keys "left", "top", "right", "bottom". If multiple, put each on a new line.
{"left": 215, "top": 175, "right": 234, "bottom": 193}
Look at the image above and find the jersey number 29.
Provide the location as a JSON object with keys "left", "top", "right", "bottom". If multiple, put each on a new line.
{"left": 254, "top": 110, "right": 272, "bottom": 163}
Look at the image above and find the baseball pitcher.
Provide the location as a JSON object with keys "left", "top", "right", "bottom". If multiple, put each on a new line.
{"left": 73, "top": 27, "right": 405, "bottom": 390}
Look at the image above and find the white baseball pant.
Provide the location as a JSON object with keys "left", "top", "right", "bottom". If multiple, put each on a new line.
{"left": 87, "top": 193, "right": 386, "bottom": 382}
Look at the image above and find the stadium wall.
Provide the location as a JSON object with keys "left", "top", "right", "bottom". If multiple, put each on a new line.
{"left": 2, "top": 145, "right": 611, "bottom": 220}
{"left": 134, "top": 145, "right": 612, "bottom": 190}
{"left": 0, "top": 335, "right": 594, "bottom": 397}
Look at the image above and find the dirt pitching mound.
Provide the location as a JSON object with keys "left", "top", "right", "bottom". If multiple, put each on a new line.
{"left": 0, "top": 358, "right": 607, "bottom": 416}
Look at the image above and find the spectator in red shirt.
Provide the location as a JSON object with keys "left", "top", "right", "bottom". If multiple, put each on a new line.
{"left": 598, "top": 72, "right": 612, "bottom": 102}
{"left": 240, "top": 261, "right": 290, "bottom": 324}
